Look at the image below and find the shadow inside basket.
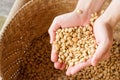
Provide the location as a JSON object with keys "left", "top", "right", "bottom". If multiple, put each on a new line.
{"left": 0, "top": 0, "right": 120, "bottom": 80}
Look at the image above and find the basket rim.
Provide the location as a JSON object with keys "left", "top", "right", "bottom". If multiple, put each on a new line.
{"left": 0, "top": 0, "right": 33, "bottom": 77}
{"left": 0, "top": 0, "right": 33, "bottom": 38}
{"left": 0, "top": 0, "right": 77, "bottom": 38}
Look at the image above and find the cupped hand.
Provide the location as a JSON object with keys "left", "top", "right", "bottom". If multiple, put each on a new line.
{"left": 48, "top": 10, "right": 113, "bottom": 76}
{"left": 66, "top": 16, "right": 113, "bottom": 76}
{"left": 48, "top": 11, "right": 90, "bottom": 70}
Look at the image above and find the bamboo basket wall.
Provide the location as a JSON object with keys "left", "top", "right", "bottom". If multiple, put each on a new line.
{"left": 0, "top": 0, "right": 120, "bottom": 80}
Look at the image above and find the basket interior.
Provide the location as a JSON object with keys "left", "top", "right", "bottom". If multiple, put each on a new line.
{"left": 0, "top": 0, "right": 120, "bottom": 80}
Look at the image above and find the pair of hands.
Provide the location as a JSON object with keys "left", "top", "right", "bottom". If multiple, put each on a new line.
{"left": 48, "top": 10, "right": 113, "bottom": 76}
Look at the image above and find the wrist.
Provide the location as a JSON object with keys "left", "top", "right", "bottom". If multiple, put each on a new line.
{"left": 74, "top": 0, "right": 105, "bottom": 15}
{"left": 99, "top": 0, "right": 120, "bottom": 28}
{"left": 72, "top": 0, "right": 105, "bottom": 25}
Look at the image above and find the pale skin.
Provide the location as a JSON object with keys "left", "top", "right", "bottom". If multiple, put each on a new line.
{"left": 48, "top": 0, "right": 120, "bottom": 76}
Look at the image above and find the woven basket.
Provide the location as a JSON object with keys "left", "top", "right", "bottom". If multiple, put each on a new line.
{"left": 0, "top": 0, "right": 120, "bottom": 80}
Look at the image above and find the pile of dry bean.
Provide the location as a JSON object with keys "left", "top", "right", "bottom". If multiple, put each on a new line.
{"left": 54, "top": 12, "right": 100, "bottom": 68}
{"left": 54, "top": 25, "right": 97, "bottom": 67}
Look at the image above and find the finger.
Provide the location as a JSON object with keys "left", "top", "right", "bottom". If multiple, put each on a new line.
{"left": 48, "top": 21, "right": 60, "bottom": 44}
{"left": 66, "top": 66, "right": 72, "bottom": 76}
{"left": 92, "top": 42, "right": 110, "bottom": 66}
{"left": 51, "top": 45, "right": 58, "bottom": 62}
{"left": 54, "top": 62, "right": 64, "bottom": 70}
{"left": 66, "top": 59, "right": 91, "bottom": 76}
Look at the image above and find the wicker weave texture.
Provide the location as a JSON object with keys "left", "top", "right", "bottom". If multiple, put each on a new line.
{"left": 0, "top": 0, "right": 120, "bottom": 80}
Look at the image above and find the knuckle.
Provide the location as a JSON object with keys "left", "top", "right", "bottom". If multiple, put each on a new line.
{"left": 54, "top": 17, "right": 58, "bottom": 22}
{"left": 51, "top": 57, "right": 55, "bottom": 62}
{"left": 54, "top": 63, "right": 59, "bottom": 69}
{"left": 48, "top": 29, "right": 51, "bottom": 34}
{"left": 54, "top": 16, "right": 60, "bottom": 24}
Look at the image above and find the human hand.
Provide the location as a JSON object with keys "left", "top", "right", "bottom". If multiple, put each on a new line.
{"left": 66, "top": 16, "right": 113, "bottom": 76}
{"left": 49, "top": 11, "right": 113, "bottom": 76}
{"left": 48, "top": 0, "right": 107, "bottom": 76}
{"left": 48, "top": 11, "right": 90, "bottom": 70}
{"left": 66, "top": 0, "right": 120, "bottom": 75}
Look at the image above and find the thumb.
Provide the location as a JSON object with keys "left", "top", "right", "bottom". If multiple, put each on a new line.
{"left": 91, "top": 41, "right": 111, "bottom": 66}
